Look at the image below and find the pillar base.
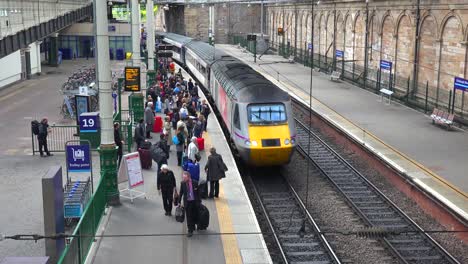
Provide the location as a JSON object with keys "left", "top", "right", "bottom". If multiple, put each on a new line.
{"left": 98, "top": 144, "right": 121, "bottom": 206}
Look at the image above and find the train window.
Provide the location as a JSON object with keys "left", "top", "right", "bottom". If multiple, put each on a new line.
{"left": 233, "top": 104, "right": 240, "bottom": 129}
{"left": 247, "top": 104, "right": 287, "bottom": 124}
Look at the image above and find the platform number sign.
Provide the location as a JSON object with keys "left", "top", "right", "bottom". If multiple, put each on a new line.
{"left": 380, "top": 60, "right": 392, "bottom": 71}
{"left": 79, "top": 112, "right": 99, "bottom": 133}
{"left": 308, "top": 43, "right": 313, "bottom": 50}
{"left": 454, "top": 77, "right": 468, "bottom": 91}
{"left": 335, "top": 50, "right": 344, "bottom": 58}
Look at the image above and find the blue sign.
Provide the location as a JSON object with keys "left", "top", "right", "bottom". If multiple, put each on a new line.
{"left": 79, "top": 112, "right": 99, "bottom": 133}
{"left": 380, "top": 60, "right": 392, "bottom": 71}
{"left": 308, "top": 43, "right": 312, "bottom": 50}
{"left": 66, "top": 145, "right": 91, "bottom": 172}
{"left": 454, "top": 77, "right": 468, "bottom": 91}
{"left": 108, "top": 25, "right": 116, "bottom": 32}
{"left": 336, "top": 50, "right": 344, "bottom": 58}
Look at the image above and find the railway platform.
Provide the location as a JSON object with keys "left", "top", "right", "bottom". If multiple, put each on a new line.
{"left": 89, "top": 89, "right": 271, "bottom": 264}
{"left": 217, "top": 44, "right": 468, "bottom": 222}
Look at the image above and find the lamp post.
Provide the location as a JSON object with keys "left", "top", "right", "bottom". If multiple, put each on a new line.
{"left": 363, "top": 0, "right": 369, "bottom": 90}
{"left": 411, "top": 0, "right": 421, "bottom": 98}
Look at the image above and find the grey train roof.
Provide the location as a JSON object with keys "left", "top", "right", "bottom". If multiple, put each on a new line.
{"left": 156, "top": 32, "right": 193, "bottom": 44}
{"left": 185, "top": 41, "right": 227, "bottom": 64}
{"left": 211, "top": 58, "right": 290, "bottom": 103}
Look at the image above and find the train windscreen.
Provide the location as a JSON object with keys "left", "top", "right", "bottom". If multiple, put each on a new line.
{"left": 247, "top": 103, "right": 287, "bottom": 124}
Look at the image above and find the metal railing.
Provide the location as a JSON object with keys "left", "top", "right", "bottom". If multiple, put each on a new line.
{"left": 32, "top": 124, "right": 79, "bottom": 155}
{"left": 57, "top": 177, "right": 107, "bottom": 264}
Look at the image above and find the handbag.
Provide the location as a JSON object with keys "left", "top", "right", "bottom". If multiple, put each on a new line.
{"left": 173, "top": 190, "right": 179, "bottom": 206}
{"left": 175, "top": 206, "right": 185, "bottom": 223}
{"left": 172, "top": 135, "right": 179, "bottom": 145}
{"left": 194, "top": 153, "right": 201, "bottom": 162}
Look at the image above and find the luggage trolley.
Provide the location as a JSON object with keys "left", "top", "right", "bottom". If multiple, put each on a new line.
{"left": 64, "top": 140, "right": 94, "bottom": 225}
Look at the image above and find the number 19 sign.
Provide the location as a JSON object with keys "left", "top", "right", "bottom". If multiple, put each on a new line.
{"left": 79, "top": 112, "right": 99, "bottom": 133}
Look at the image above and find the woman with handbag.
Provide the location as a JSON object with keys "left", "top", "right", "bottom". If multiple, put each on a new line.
{"left": 157, "top": 165, "right": 177, "bottom": 216}
{"left": 178, "top": 171, "right": 200, "bottom": 237}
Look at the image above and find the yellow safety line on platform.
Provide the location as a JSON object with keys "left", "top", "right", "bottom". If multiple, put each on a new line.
{"left": 204, "top": 131, "right": 243, "bottom": 264}
{"left": 223, "top": 46, "right": 467, "bottom": 199}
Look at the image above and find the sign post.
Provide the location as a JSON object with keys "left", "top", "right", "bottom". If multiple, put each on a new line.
{"left": 118, "top": 152, "right": 146, "bottom": 203}
{"left": 380, "top": 60, "right": 393, "bottom": 91}
{"left": 453, "top": 77, "right": 468, "bottom": 114}
{"left": 124, "top": 66, "right": 141, "bottom": 92}
{"left": 74, "top": 95, "right": 90, "bottom": 136}
{"left": 65, "top": 140, "right": 94, "bottom": 192}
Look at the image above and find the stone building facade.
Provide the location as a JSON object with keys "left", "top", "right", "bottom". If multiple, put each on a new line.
{"left": 267, "top": 0, "right": 468, "bottom": 115}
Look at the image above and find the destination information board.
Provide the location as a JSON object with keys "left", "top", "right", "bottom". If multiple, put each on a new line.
{"left": 124, "top": 67, "right": 141, "bottom": 92}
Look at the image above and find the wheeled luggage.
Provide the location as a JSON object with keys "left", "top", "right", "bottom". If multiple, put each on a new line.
{"left": 175, "top": 206, "right": 185, "bottom": 223}
{"left": 138, "top": 148, "right": 152, "bottom": 169}
{"left": 153, "top": 116, "right": 163, "bottom": 133}
{"left": 197, "top": 204, "right": 209, "bottom": 230}
{"left": 196, "top": 137, "right": 204, "bottom": 151}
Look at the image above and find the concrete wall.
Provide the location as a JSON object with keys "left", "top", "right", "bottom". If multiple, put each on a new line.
{"left": 60, "top": 23, "right": 131, "bottom": 36}
{"left": 0, "top": 50, "right": 22, "bottom": 87}
{"left": 164, "top": 4, "right": 261, "bottom": 44}
{"left": 267, "top": 0, "right": 468, "bottom": 113}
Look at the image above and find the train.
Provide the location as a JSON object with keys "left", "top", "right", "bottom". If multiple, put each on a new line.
{"left": 157, "top": 32, "right": 296, "bottom": 166}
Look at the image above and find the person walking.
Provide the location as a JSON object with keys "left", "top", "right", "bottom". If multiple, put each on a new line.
{"left": 187, "top": 137, "right": 199, "bottom": 163}
{"left": 144, "top": 102, "right": 154, "bottom": 139}
{"left": 134, "top": 119, "right": 146, "bottom": 149}
{"left": 164, "top": 116, "right": 173, "bottom": 147}
{"left": 205, "top": 147, "right": 228, "bottom": 198}
{"left": 175, "top": 127, "right": 185, "bottom": 166}
{"left": 201, "top": 100, "right": 211, "bottom": 131}
{"left": 157, "top": 165, "right": 177, "bottom": 216}
{"left": 114, "top": 123, "right": 124, "bottom": 166}
{"left": 38, "top": 118, "right": 53, "bottom": 157}
{"left": 178, "top": 171, "right": 200, "bottom": 237}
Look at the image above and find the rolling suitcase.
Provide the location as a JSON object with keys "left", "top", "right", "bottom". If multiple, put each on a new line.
{"left": 153, "top": 116, "right": 163, "bottom": 133}
{"left": 196, "top": 137, "right": 205, "bottom": 151}
{"left": 138, "top": 148, "right": 152, "bottom": 169}
{"left": 197, "top": 204, "right": 209, "bottom": 230}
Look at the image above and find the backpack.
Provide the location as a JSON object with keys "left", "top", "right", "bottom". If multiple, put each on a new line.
{"left": 31, "top": 120, "right": 40, "bottom": 135}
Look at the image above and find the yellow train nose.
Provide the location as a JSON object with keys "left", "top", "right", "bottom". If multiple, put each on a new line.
{"left": 247, "top": 124, "right": 293, "bottom": 166}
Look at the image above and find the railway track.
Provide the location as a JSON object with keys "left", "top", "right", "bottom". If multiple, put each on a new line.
{"left": 248, "top": 171, "right": 341, "bottom": 264}
{"left": 294, "top": 119, "right": 460, "bottom": 264}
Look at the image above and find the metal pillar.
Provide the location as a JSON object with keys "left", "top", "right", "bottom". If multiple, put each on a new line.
{"left": 363, "top": 1, "right": 369, "bottom": 89}
{"left": 260, "top": 0, "right": 264, "bottom": 38}
{"left": 147, "top": 0, "right": 155, "bottom": 71}
{"left": 332, "top": 4, "right": 337, "bottom": 71}
{"left": 411, "top": 0, "right": 421, "bottom": 97}
{"left": 94, "top": 0, "right": 120, "bottom": 205}
{"left": 131, "top": 0, "right": 141, "bottom": 67}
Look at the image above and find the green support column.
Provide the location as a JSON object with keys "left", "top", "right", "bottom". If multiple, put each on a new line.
{"left": 99, "top": 145, "right": 120, "bottom": 206}
{"left": 147, "top": 70, "right": 156, "bottom": 88}
{"left": 129, "top": 92, "right": 144, "bottom": 121}
{"left": 48, "top": 34, "right": 59, "bottom": 66}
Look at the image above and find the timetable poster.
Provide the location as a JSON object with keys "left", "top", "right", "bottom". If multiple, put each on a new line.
{"left": 125, "top": 152, "right": 144, "bottom": 188}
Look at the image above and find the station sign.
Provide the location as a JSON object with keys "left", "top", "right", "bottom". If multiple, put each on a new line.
{"left": 124, "top": 66, "right": 141, "bottom": 92}
{"left": 380, "top": 60, "right": 392, "bottom": 71}
{"left": 335, "top": 50, "right": 344, "bottom": 58}
{"left": 454, "top": 77, "right": 468, "bottom": 91}
{"left": 79, "top": 112, "right": 99, "bottom": 133}
{"left": 66, "top": 144, "right": 91, "bottom": 172}
{"left": 157, "top": 44, "right": 173, "bottom": 51}
{"left": 158, "top": 51, "right": 173, "bottom": 58}
{"left": 247, "top": 34, "right": 257, "bottom": 41}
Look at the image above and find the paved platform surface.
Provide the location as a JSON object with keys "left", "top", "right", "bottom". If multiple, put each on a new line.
{"left": 0, "top": 59, "right": 124, "bottom": 259}
{"left": 91, "top": 83, "right": 271, "bottom": 264}
{"left": 218, "top": 44, "right": 468, "bottom": 220}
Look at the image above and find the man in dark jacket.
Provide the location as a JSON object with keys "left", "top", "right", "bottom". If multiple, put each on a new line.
{"left": 205, "top": 147, "right": 227, "bottom": 198}
{"left": 201, "top": 100, "right": 211, "bottom": 131}
{"left": 157, "top": 164, "right": 177, "bottom": 216}
{"left": 114, "top": 123, "right": 124, "bottom": 166}
{"left": 134, "top": 119, "right": 146, "bottom": 149}
{"left": 38, "top": 118, "right": 53, "bottom": 157}
{"left": 178, "top": 171, "right": 200, "bottom": 237}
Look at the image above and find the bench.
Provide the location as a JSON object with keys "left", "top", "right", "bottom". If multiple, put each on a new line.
{"left": 430, "top": 108, "right": 455, "bottom": 130}
{"left": 379, "top": 88, "right": 394, "bottom": 105}
{"left": 330, "top": 71, "right": 341, "bottom": 81}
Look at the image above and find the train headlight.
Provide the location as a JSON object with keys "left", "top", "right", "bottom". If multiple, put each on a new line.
{"left": 284, "top": 139, "right": 290, "bottom": 145}
{"left": 245, "top": 140, "right": 251, "bottom": 146}
{"left": 251, "top": 140, "right": 258, "bottom": 147}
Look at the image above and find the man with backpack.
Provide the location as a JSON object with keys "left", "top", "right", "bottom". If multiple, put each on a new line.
{"left": 35, "top": 118, "right": 53, "bottom": 157}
